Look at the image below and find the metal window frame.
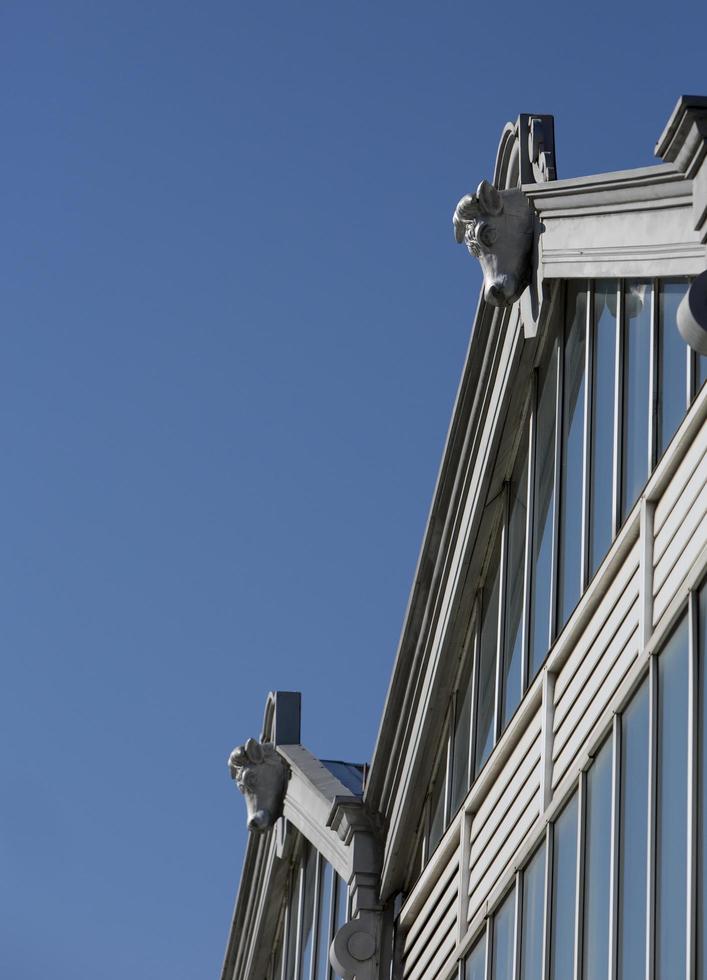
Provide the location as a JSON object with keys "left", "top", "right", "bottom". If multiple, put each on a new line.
{"left": 581, "top": 280, "right": 594, "bottom": 593}
{"left": 573, "top": 771, "right": 586, "bottom": 980}
{"left": 612, "top": 280, "right": 624, "bottom": 537}
{"left": 550, "top": 328, "right": 563, "bottom": 646}
{"left": 522, "top": 370, "right": 538, "bottom": 694}
{"left": 608, "top": 714, "right": 621, "bottom": 980}
{"left": 495, "top": 482, "right": 511, "bottom": 742}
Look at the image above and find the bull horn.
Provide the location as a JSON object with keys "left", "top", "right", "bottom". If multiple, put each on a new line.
{"left": 476, "top": 179, "right": 503, "bottom": 216}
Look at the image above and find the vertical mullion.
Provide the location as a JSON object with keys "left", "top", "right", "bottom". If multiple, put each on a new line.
{"left": 522, "top": 374, "right": 538, "bottom": 693}
{"left": 646, "top": 653, "right": 658, "bottom": 980}
{"left": 444, "top": 711, "right": 454, "bottom": 826}
{"left": 325, "top": 869, "right": 337, "bottom": 980}
{"left": 649, "top": 278, "right": 659, "bottom": 470}
{"left": 468, "top": 613, "right": 481, "bottom": 789}
{"left": 294, "top": 862, "right": 306, "bottom": 980}
{"left": 542, "top": 824, "right": 553, "bottom": 980}
{"left": 485, "top": 916, "right": 493, "bottom": 980}
{"left": 550, "top": 331, "right": 563, "bottom": 644}
{"left": 688, "top": 591, "right": 699, "bottom": 980}
{"left": 308, "top": 855, "right": 323, "bottom": 980}
{"left": 581, "top": 281, "right": 594, "bottom": 593}
{"left": 513, "top": 871, "right": 522, "bottom": 980}
{"left": 282, "top": 883, "right": 292, "bottom": 980}
{"left": 608, "top": 714, "right": 621, "bottom": 980}
{"left": 574, "top": 771, "right": 587, "bottom": 980}
{"left": 613, "top": 281, "right": 624, "bottom": 537}
{"left": 495, "top": 483, "right": 510, "bottom": 742}
{"left": 689, "top": 346, "right": 697, "bottom": 405}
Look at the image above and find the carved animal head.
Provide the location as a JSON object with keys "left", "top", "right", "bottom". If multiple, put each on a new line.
{"left": 228, "top": 738, "right": 289, "bottom": 832}
{"left": 453, "top": 180, "right": 534, "bottom": 307}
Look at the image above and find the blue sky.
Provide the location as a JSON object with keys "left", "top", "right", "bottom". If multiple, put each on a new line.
{"left": 1, "top": 2, "right": 705, "bottom": 978}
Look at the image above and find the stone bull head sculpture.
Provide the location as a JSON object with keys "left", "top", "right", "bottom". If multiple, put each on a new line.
{"left": 453, "top": 180, "right": 534, "bottom": 307}
{"left": 228, "top": 738, "right": 289, "bottom": 832}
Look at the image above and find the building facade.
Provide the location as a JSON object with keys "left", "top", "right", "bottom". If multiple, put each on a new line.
{"left": 221, "top": 95, "right": 707, "bottom": 980}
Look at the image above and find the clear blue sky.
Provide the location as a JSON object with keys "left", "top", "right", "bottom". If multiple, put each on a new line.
{"left": 1, "top": 3, "right": 705, "bottom": 977}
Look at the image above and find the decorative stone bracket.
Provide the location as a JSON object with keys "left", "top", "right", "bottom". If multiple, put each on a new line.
{"left": 227, "top": 738, "right": 289, "bottom": 832}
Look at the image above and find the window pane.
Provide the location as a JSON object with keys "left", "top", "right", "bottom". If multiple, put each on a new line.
{"left": 315, "top": 861, "right": 333, "bottom": 980}
{"left": 550, "top": 792, "right": 578, "bottom": 980}
{"left": 656, "top": 615, "right": 689, "bottom": 980}
{"left": 520, "top": 844, "right": 545, "bottom": 980}
{"left": 590, "top": 280, "right": 617, "bottom": 576}
{"left": 621, "top": 280, "right": 652, "bottom": 520}
{"left": 285, "top": 869, "right": 302, "bottom": 980}
{"left": 582, "top": 737, "right": 612, "bottom": 980}
{"left": 428, "top": 752, "right": 447, "bottom": 854}
{"left": 299, "top": 847, "right": 317, "bottom": 980}
{"left": 475, "top": 538, "right": 501, "bottom": 775}
{"left": 699, "top": 581, "right": 707, "bottom": 980}
{"left": 558, "top": 282, "right": 587, "bottom": 627}
{"left": 492, "top": 887, "right": 516, "bottom": 980}
{"left": 699, "top": 352, "right": 707, "bottom": 393}
{"left": 501, "top": 427, "right": 529, "bottom": 728}
{"left": 451, "top": 656, "right": 473, "bottom": 814}
{"left": 466, "top": 934, "right": 487, "bottom": 980}
{"left": 529, "top": 344, "right": 558, "bottom": 677}
{"left": 617, "top": 678, "right": 649, "bottom": 980}
{"left": 658, "top": 281, "right": 688, "bottom": 458}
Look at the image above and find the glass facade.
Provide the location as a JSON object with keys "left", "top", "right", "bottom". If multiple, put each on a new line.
{"left": 419, "top": 277, "right": 697, "bottom": 869}
{"left": 463, "top": 580, "right": 707, "bottom": 980}
{"left": 272, "top": 843, "right": 348, "bottom": 980}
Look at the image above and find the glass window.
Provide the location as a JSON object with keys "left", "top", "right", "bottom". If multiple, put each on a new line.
{"left": 656, "top": 615, "right": 689, "bottom": 980}
{"left": 451, "top": 655, "right": 473, "bottom": 815}
{"left": 700, "top": 352, "right": 707, "bottom": 393}
{"left": 558, "top": 282, "right": 587, "bottom": 628}
{"left": 519, "top": 844, "right": 545, "bottom": 980}
{"left": 529, "top": 344, "right": 558, "bottom": 676}
{"left": 298, "top": 847, "right": 317, "bottom": 980}
{"left": 501, "top": 427, "right": 529, "bottom": 728}
{"left": 549, "top": 792, "right": 578, "bottom": 980}
{"left": 492, "top": 887, "right": 516, "bottom": 980}
{"left": 582, "top": 738, "right": 612, "bottom": 980}
{"left": 334, "top": 873, "right": 347, "bottom": 932}
{"left": 315, "top": 860, "right": 332, "bottom": 980}
{"left": 475, "top": 538, "right": 501, "bottom": 775}
{"left": 657, "top": 281, "right": 689, "bottom": 458}
{"left": 621, "top": 280, "right": 652, "bottom": 519}
{"left": 699, "top": 581, "right": 707, "bottom": 980}
{"left": 285, "top": 868, "right": 302, "bottom": 980}
{"left": 466, "top": 934, "right": 487, "bottom": 980}
{"left": 617, "top": 679, "right": 649, "bottom": 980}
{"left": 428, "top": 751, "right": 447, "bottom": 854}
{"left": 590, "top": 280, "right": 617, "bottom": 576}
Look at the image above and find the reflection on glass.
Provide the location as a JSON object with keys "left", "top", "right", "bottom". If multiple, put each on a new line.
{"left": 475, "top": 539, "right": 501, "bottom": 775}
{"left": 502, "top": 428, "right": 529, "bottom": 728}
{"left": 700, "top": 353, "right": 707, "bottom": 393}
{"left": 550, "top": 792, "right": 578, "bottom": 980}
{"left": 529, "top": 345, "right": 558, "bottom": 677}
{"left": 558, "top": 283, "right": 587, "bottom": 627}
{"left": 299, "top": 846, "right": 317, "bottom": 980}
{"left": 658, "top": 281, "right": 688, "bottom": 458}
{"left": 273, "top": 918, "right": 285, "bottom": 980}
{"left": 451, "top": 656, "right": 473, "bottom": 814}
{"left": 590, "top": 281, "right": 617, "bottom": 576}
{"left": 285, "top": 868, "right": 302, "bottom": 980}
{"left": 656, "top": 615, "right": 689, "bottom": 980}
{"left": 617, "top": 679, "right": 649, "bottom": 980}
{"left": 699, "top": 581, "right": 707, "bottom": 980}
{"left": 315, "top": 860, "right": 333, "bottom": 980}
{"left": 466, "top": 934, "right": 487, "bottom": 980}
{"left": 428, "top": 754, "right": 447, "bottom": 854}
{"left": 334, "top": 872, "right": 347, "bottom": 940}
{"left": 622, "top": 280, "right": 652, "bottom": 519}
{"left": 492, "top": 887, "right": 516, "bottom": 980}
{"left": 582, "top": 738, "right": 612, "bottom": 980}
{"left": 520, "top": 844, "right": 545, "bottom": 980}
